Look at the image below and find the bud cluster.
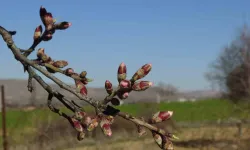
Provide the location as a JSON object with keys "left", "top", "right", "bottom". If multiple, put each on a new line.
{"left": 35, "top": 6, "right": 71, "bottom": 43}
{"left": 104, "top": 62, "right": 153, "bottom": 105}
{"left": 68, "top": 110, "right": 115, "bottom": 141}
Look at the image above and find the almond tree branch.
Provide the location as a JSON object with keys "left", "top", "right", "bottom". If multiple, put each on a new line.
{"left": 1, "top": 8, "right": 177, "bottom": 148}
{"left": 0, "top": 25, "right": 173, "bottom": 136}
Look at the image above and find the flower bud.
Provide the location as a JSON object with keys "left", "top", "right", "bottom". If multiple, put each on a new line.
{"left": 42, "top": 55, "right": 52, "bottom": 63}
{"left": 54, "top": 21, "right": 72, "bottom": 30}
{"left": 82, "top": 116, "right": 92, "bottom": 127}
{"left": 152, "top": 132, "right": 163, "bottom": 148}
{"left": 77, "top": 131, "right": 85, "bottom": 141}
{"left": 74, "top": 111, "right": 86, "bottom": 120}
{"left": 105, "top": 80, "right": 113, "bottom": 95}
{"left": 162, "top": 137, "right": 174, "bottom": 150}
{"left": 52, "top": 60, "right": 68, "bottom": 68}
{"left": 131, "top": 63, "right": 152, "bottom": 82}
{"left": 111, "top": 98, "right": 120, "bottom": 106}
{"left": 119, "top": 80, "right": 131, "bottom": 90}
{"left": 40, "top": 6, "right": 54, "bottom": 30}
{"left": 87, "top": 117, "right": 99, "bottom": 131}
{"left": 37, "top": 48, "right": 45, "bottom": 60}
{"left": 117, "top": 92, "right": 129, "bottom": 99}
{"left": 33, "top": 25, "right": 43, "bottom": 41}
{"left": 100, "top": 117, "right": 112, "bottom": 137}
{"left": 64, "top": 68, "right": 74, "bottom": 76}
{"left": 75, "top": 80, "right": 88, "bottom": 96}
{"left": 80, "top": 71, "right": 87, "bottom": 78}
{"left": 150, "top": 111, "right": 173, "bottom": 123}
{"left": 117, "top": 62, "right": 127, "bottom": 82}
{"left": 69, "top": 118, "right": 84, "bottom": 132}
{"left": 132, "top": 81, "right": 153, "bottom": 91}
{"left": 106, "top": 115, "right": 114, "bottom": 124}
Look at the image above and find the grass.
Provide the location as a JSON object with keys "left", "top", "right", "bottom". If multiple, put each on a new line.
{"left": 0, "top": 98, "right": 249, "bottom": 132}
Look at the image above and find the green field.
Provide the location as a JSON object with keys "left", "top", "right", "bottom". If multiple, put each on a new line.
{"left": 0, "top": 99, "right": 249, "bottom": 131}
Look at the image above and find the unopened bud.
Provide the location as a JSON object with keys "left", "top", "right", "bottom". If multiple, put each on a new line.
{"left": 119, "top": 80, "right": 131, "bottom": 90}
{"left": 52, "top": 60, "right": 68, "bottom": 68}
{"left": 40, "top": 6, "right": 54, "bottom": 30}
{"left": 117, "top": 62, "right": 127, "bottom": 82}
{"left": 33, "top": 25, "right": 43, "bottom": 41}
{"left": 132, "top": 81, "right": 153, "bottom": 91}
{"left": 37, "top": 48, "right": 45, "bottom": 60}
{"left": 105, "top": 80, "right": 113, "bottom": 94}
{"left": 131, "top": 63, "right": 152, "bottom": 81}
{"left": 80, "top": 71, "right": 87, "bottom": 78}
{"left": 100, "top": 117, "right": 112, "bottom": 137}
{"left": 152, "top": 132, "right": 163, "bottom": 148}
{"left": 150, "top": 111, "right": 173, "bottom": 123}
{"left": 75, "top": 80, "right": 88, "bottom": 96}
{"left": 69, "top": 118, "right": 84, "bottom": 132}
{"left": 54, "top": 21, "right": 72, "bottom": 30}
{"left": 74, "top": 111, "right": 86, "bottom": 120}
{"left": 162, "top": 137, "right": 174, "bottom": 150}
{"left": 87, "top": 117, "right": 99, "bottom": 131}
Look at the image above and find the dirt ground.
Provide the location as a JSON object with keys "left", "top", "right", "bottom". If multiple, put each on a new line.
{"left": 65, "top": 125, "right": 250, "bottom": 150}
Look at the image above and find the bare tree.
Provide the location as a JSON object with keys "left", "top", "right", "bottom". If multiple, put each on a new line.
{"left": 0, "top": 6, "right": 179, "bottom": 149}
{"left": 155, "top": 82, "right": 178, "bottom": 102}
{"left": 206, "top": 25, "right": 250, "bottom": 102}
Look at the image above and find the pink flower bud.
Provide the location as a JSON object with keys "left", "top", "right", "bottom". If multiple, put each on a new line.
{"left": 132, "top": 81, "right": 153, "bottom": 91}
{"left": 119, "top": 80, "right": 131, "bottom": 90}
{"left": 54, "top": 22, "right": 72, "bottom": 30}
{"left": 117, "top": 92, "right": 129, "bottom": 99}
{"left": 74, "top": 111, "right": 86, "bottom": 120}
{"left": 69, "top": 118, "right": 84, "bottom": 132}
{"left": 87, "top": 117, "right": 99, "bottom": 131}
{"left": 150, "top": 111, "right": 173, "bottom": 123}
{"left": 117, "top": 62, "right": 127, "bottom": 82}
{"left": 131, "top": 63, "right": 152, "bottom": 81}
{"left": 82, "top": 116, "right": 92, "bottom": 127}
{"left": 105, "top": 80, "right": 113, "bottom": 94}
{"left": 33, "top": 25, "right": 43, "bottom": 41}
{"left": 100, "top": 118, "right": 112, "bottom": 137}
{"left": 40, "top": 6, "right": 54, "bottom": 30}
{"left": 75, "top": 80, "right": 88, "bottom": 96}
{"left": 52, "top": 60, "right": 68, "bottom": 68}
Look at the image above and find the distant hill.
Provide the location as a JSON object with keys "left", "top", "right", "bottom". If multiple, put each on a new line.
{"left": 0, "top": 79, "right": 221, "bottom": 107}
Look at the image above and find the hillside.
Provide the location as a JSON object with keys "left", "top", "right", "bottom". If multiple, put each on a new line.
{"left": 0, "top": 79, "right": 221, "bottom": 107}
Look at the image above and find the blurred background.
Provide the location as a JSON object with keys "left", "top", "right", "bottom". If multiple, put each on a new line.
{"left": 1, "top": 1, "right": 250, "bottom": 150}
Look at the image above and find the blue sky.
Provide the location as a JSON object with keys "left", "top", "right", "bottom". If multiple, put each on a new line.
{"left": 0, "top": 0, "right": 250, "bottom": 91}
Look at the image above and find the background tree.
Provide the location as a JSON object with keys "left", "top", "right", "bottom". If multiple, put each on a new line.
{"left": 206, "top": 25, "right": 250, "bottom": 102}
{"left": 155, "top": 82, "right": 178, "bottom": 103}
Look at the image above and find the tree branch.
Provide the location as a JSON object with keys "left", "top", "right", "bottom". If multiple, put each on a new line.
{"left": 0, "top": 7, "right": 178, "bottom": 149}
